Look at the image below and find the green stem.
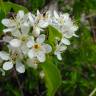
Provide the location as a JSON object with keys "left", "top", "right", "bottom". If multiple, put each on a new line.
{"left": 89, "top": 88, "right": 96, "bottom": 96}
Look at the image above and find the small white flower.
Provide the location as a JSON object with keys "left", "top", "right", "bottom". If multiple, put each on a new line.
{"left": 61, "top": 23, "right": 78, "bottom": 38}
{"left": 51, "top": 10, "right": 78, "bottom": 38}
{"left": 0, "top": 51, "right": 25, "bottom": 73}
{"left": 28, "top": 10, "right": 49, "bottom": 37}
{"left": 27, "top": 34, "right": 52, "bottom": 62}
{"left": 2, "top": 10, "right": 29, "bottom": 35}
{"left": 54, "top": 44, "right": 67, "bottom": 60}
{"left": 3, "top": 21, "right": 30, "bottom": 54}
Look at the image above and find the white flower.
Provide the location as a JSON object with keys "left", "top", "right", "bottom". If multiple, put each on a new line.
{"left": 0, "top": 9, "right": 78, "bottom": 74}
{"left": 61, "top": 22, "right": 78, "bottom": 38}
{"left": 2, "top": 10, "right": 29, "bottom": 36}
{"left": 54, "top": 44, "right": 67, "bottom": 60}
{"left": 2, "top": 20, "right": 30, "bottom": 55}
{"left": 54, "top": 36, "right": 70, "bottom": 60}
{"left": 27, "top": 34, "right": 52, "bottom": 62}
{"left": 0, "top": 51, "right": 25, "bottom": 73}
{"left": 28, "top": 10, "right": 49, "bottom": 37}
{"left": 51, "top": 11, "right": 78, "bottom": 38}
{"left": 4, "top": 36, "right": 29, "bottom": 56}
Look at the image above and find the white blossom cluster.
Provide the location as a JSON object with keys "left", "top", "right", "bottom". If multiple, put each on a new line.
{"left": 0, "top": 10, "right": 78, "bottom": 73}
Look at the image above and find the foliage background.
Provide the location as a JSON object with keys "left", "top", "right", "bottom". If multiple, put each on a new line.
{"left": 0, "top": 0, "right": 96, "bottom": 96}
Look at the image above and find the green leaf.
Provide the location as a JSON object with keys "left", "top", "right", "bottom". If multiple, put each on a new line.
{"left": 48, "top": 25, "right": 62, "bottom": 50}
{"left": 0, "top": 2, "right": 29, "bottom": 15}
{"left": 41, "top": 57, "right": 62, "bottom": 96}
{"left": 0, "top": 9, "right": 5, "bottom": 34}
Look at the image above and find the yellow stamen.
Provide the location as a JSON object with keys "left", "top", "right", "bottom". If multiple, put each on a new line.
{"left": 33, "top": 44, "right": 41, "bottom": 49}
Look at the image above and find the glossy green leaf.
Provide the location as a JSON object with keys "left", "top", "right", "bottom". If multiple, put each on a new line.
{"left": 41, "top": 57, "right": 62, "bottom": 96}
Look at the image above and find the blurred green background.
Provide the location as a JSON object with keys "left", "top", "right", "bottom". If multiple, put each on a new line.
{"left": 0, "top": 0, "right": 96, "bottom": 96}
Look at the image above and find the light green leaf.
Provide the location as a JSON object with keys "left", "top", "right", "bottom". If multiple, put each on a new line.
{"left": 48, "top": 25, "right": 62, "bottom": 50}
{"left": 0, "top": 2, "right": 29, "bottom": 15}
{"left": 41, "top": 57, "right": 62, "bottom": 96}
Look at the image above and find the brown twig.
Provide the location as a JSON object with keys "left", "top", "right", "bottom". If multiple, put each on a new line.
{"left": 14, "top": 69, "right": 24, "bottom": 96}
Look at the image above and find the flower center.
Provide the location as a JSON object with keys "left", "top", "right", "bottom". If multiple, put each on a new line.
{"left": 11, "top": 52, "right": 18, "bottom": 62}
{"left": 20, "top": 35, "right": 27, "bottom": 41}
{"left": 33, "top": 44, "right": 41, "bottom": 49}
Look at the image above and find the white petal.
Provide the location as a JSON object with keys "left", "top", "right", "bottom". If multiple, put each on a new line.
{"left": 73, "top": 34, "right": 78, "bottom": 37}
{"left": 3, "top": 36, "right": 13, "bottom": 42}
{"left": 28, "top": 49, "right": 35, "bottom": 59}
{"left": 37, "top": 10, "right": 41, "bottom": 16}
{"left": 21, "top": 24, "right": 30, "bottom": 35}
{"left": 42, "top": 44, "right": 52, "bottom": 53}
{"left": 33, "top": 26, "right": 41, "bottom": 37}
{"left": 61, "top": 38, "right": 70, "bottom": 45}
{"left": 27, "top": 59, "right": 38, "bottom": 69}
{"left": 54, "top": 11, "right": 59, "bottom": 19}
{"left": 0, "top": 51, "right": 10, "bottom": 60}
{"left": 3, "top": 28, "right": 15, "bottom": 33}
{"left": 37, "top": 52, "right": 45, "bottom": 62}
{"left": 64, "top": 33, "right": 73, "bottom": 38}
{"left": 63, "top": 13, "right": 70, "bottom": 21}
{"left": 11, "top": 29, "right": 21, "bottom": 37}
{"left": 71, "top": 26, "right": 78, "bottom": 32}
{"left": 16, "top": 10, "right": 24, "bottom": 20}
{"left": 36, "top": 34, "right": 45, "bottom": 44}
{"left": 16, "top": 61, "right": 25, "bottom": 73}
{"left": 21, "top": 44, "right": 28, "bottom": 55}
{"left": 27, "top": 37, "right": 34, "bottom": 48}
{"left": 38, "top": 20, "right": 49, "bottom": 28}
{"left": 59, "top": 45, "right": 67, "bottom": 51}
{"left": 2, "top": 19, "right": 15, "bottom": 27}
{"left": 3, "top": 61, "right": 13, "bottom": 70}
{"left": 0, "top": 68, "right": 5, "bottom": 76}
{"left": 28, "top": 13, "right": 35, "bottom": 25}
{"left": 55, "top": 52, "right": 62, "bottom": 60}
{"left": 9, "top": 39, "right": 21, "bottom": 47}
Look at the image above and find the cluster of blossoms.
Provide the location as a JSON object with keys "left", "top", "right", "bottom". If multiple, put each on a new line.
{"left": 0, "top": 10, "right": 78, "bottom": 74}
